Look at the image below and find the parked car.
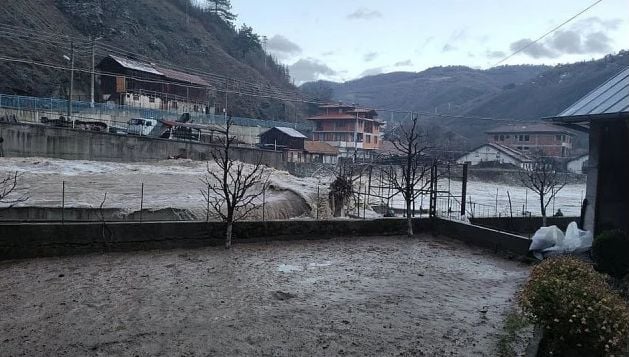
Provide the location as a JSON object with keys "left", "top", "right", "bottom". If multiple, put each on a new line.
{"left": 127, "top": 118, "right": 157, "bottom": 136}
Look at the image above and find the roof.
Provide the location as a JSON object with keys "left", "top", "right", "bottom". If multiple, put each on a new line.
{"left": 486, "top": 123, "right": 574, "bottom": 135}
{"left": 107, "top": 55, "right": 162, "bottom": 75}
{"left": 567, "top": 154, "right": 589, "bottom": 163}
{"left": 307, "top": 114, "right": 384, "bottom": 124}
{"left": 153, "top": 65, "right": 210, "bottom": 87}
{"left": 547, "top": 66, "right": 629, "bottom": 123}
{"left": 104, "top": 55, "right": 210, "bottom": 87}
{"left": 459, "top": 143, "right": 532, "bottom": 163}
{"left": 265, "top": 127, "right": 307, "bottom": 138}
{"left": 304, "top": 141, "right": 339, "bottom": 155}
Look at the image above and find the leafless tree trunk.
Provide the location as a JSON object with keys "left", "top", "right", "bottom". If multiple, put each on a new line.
{"left": 201, "top": 115, "right": 267, "bottom": 249}
{"left": 0, "top": 171, "right": 29, "bottom": 208}
{"left": 519, "top": 152, "right": 567, "bottom": 227}
{"left": 383, "top": 113, "right": 432, "bottom": 237}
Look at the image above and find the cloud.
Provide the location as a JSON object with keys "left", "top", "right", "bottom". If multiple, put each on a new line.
{"left": 266, "top": 35, "right": 301, "bottom": 54}
{"left": 485, "top": 49, "right": 506, "bottom": 59}
{"left": 321, "top": 51, "right": 335, "bottom": 56}
{"left": 509, "top": 16, "right": 621, "bottom": 59}
{"left": 394, "top": 60, "right": 413, "bottom": 67}
{"left": 509, "top": 39, "right": 559, "bottom": 59}
{"left": 359, "top": 67, "right": 383, "bottom": 77}
{"left": 363, "top": 52, "right": 378, "bottom": 62}
{"left": 347, "top": 8, "right": 382, "bottom": 20}
{"left": 288, "top": 58, "right": 336, "bottom": 84}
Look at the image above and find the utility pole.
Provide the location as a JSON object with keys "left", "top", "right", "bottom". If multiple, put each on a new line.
{"left": 90, "top": 37, "right": 96, "bottom": 108}
{"left": 353, "top": 105, "right": 359, "bottom": 163}
{"left": 67, "top": 41, "right": 75, "bottom": 121}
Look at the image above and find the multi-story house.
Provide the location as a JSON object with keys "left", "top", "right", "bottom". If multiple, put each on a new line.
{"left": 486, "top": 123, "right": 575, "bottom": 157}
{"left": 307, "top": 103, "right": 382, "bottom": 160}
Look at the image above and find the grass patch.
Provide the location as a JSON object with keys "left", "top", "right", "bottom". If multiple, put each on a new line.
{"left": 496, "top": 311, "right": 530, "bottom": 357}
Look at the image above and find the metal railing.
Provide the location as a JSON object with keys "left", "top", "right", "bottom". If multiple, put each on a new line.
{"left": 0, "top": 93, "right": 312, "bottom": 131}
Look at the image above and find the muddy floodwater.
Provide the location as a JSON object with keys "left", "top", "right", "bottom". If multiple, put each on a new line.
{"left": 0, "top": 236, "right": 529, "bottom": 356}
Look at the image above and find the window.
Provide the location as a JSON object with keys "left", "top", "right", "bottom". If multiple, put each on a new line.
{"left": 149, "top": 96, "right": 155, "bottom": 103}
{"left": 524, "top": 135, "right": 530, "bottom": 141}
{"left": 374, "top": 136, "right": 378, "bottom": 144}
{"left": 494, "top": 135, "right": 499, "bottom": 141}
{"left": 133, "top": 94, "right": 140, "bottom": 101}
{"left": 499, "top": 135, "right": 504, "bottom": 141}
{"left": 556, "top": 134, "right": 562, "bottom": 141}
{"left": 523, "top": 146, "right": 529, "bottom": 151}
{"left": 366, "top": 135, "right": 371, "bottom": 143}
{"left": 171, "top": 101, "right": 178, "bottom": 109}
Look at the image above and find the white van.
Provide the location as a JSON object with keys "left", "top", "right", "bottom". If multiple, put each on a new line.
{"left": 127, "top": 118, "right": 157, "bottom": 136}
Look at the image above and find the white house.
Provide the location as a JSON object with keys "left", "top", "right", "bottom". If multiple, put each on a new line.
{"left": 567, "top": 154, "right": 588, "bottom": 174}
{"left": 456, "top": 143, "right": 533, "bottom": 170}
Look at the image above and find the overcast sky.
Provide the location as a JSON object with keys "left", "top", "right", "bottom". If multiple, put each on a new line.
{"left": 230, "top": 0, "right": 628, "bottom": 84}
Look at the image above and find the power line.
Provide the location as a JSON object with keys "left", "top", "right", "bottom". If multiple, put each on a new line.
{"left": 494, "top": 0, "right": 605, "bottom": 66}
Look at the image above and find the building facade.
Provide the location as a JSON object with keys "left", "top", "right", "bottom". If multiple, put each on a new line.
{"left": 548, "top": 66, "right": 629, "bottom": 235}
{"left": 456, "top": 143, "right": 533, "bottom": 170}
{"left": 97, "top": 55, "right": 213, "bottom": 115}
{"left": 307, "top": 104, "right": 382, "bottom": 160}
{"left": 486, "top": 124, "right": 575, "bottom": 157}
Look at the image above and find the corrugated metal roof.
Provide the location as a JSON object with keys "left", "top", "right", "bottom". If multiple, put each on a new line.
{"left": 153, "top": 65, "right": 210, "bottom": 87}
{"left": 274, "top": 127, "right": 307, "bottom": 138}
{"left": 108, "top": 54, "right": 162, "bottom": 75}
{"left": 553, "top": 66, "right": 629, "bottom": 120}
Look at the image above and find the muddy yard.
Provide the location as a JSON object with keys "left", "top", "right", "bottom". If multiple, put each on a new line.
{"left": 0, "top": 236, "right": 529, "bottom": 356}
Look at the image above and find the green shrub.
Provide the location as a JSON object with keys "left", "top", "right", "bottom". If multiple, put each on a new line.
{"left": 593, "top": 230, "right": 629, "bottom": 278}
{"left": 519, "top": 256, "right": 629, "bottom": 356}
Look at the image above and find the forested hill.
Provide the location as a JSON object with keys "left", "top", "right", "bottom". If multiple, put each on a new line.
{"left": 301, "top": 52, "right": 629, "bottom": 144}
{"left": 0, "top": 0, "right": 299, "bottom": 119}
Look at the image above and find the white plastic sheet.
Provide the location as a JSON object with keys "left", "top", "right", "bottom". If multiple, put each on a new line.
{"left": 529, "top": 222, "right": 593, "bottom": 259}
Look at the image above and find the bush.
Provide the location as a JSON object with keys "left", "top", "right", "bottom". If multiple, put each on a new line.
{"left": 593, "top": 230, "right": 629, "bottom": 278}
{"left": 519, "top": 256, "right": 629, "bottom": 356}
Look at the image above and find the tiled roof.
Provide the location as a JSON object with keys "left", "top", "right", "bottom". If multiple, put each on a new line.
{"left": 486, "top": 123, "right": 573, "bottom": 135}
{"left": 304, "top": 141, "right": 339, "bottom": 155}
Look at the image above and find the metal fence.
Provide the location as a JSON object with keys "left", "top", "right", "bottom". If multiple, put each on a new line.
{"left": 0, "top": 93, "right": 312, "bottom": 131}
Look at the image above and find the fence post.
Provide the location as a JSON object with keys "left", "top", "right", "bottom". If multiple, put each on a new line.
{"left": 61, "top": 181, "right": 65, "bottom": 224}
{"left": 316, "top": 184, "right": 320, "bottom": 220}
{"left": 460, "top": 163, "right": 468, "bottom": 216}
{"left": 140, "top": 182, "right": 144, "bottom": 223}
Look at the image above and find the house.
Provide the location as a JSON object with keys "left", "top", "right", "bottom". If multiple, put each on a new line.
{"left": 546, "top": 66, "right": 629, "bottom": 234}
{"left": 97, "top": 55, "right": 212, "bottom": 114}
{"left": 456, "top": 143, "right": 533, "bottom": 170}
{"left": 567, "top": 154, "right": 588, "bottom": 174}
{"left": 259, "top": 127, "right": 307, "bottom": 163}
{"left": 304, "top": 141, "right": 339, "bottom": 164}
{"left": 308, "top": 103, "right": 382, "bottom": 160}
{"left": 486, "top": 123, "right": 575, "bottom": 157}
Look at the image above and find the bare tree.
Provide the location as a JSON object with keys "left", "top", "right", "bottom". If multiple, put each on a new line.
{"left": 329, "top": 162, "right": 354, "bottom": 217}
{"left": 383, "top": 113, "right": 433, "bottom": 237}
{"left": 519, "top": 152, "right": 567, "bottom": 226}
{"left": 201, "top": 116, "right": 267, "bottom": 249}
{"left": 0, "top": 171, "right": 29, "bottom": 208}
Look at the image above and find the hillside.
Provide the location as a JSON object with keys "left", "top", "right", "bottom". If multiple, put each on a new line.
{"left": 0, "top": 0, "right": 300, "bottom": 120}
{"left": 302, "top": 52, "right": 629, "bottom": 145}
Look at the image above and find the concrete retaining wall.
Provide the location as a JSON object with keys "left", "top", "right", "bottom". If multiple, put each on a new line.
{"left": 0, "top": 122, "right": 285, "bottom": 169}
{"left": 469, "top": 216, "right": 579, "bottom": 235}
{"left": 433, "top": 218, "right": 532, "bottom": 254}
{"left": 0, "top": 218, "right": 532, "bottom": 260}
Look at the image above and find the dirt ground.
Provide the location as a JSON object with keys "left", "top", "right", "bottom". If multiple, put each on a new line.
{"left": 0, "top": 235, "right": 529, "bottom": 356}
